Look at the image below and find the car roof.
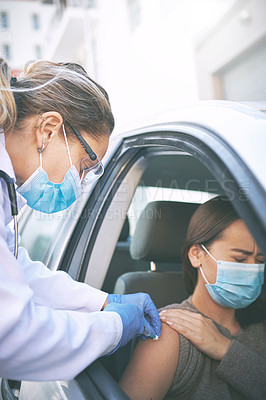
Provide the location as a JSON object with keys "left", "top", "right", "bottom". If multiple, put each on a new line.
{"left": 111, "top": 101, "right": 266, "bottom": 191}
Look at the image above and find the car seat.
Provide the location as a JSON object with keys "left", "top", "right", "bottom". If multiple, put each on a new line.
{"left": 108, "top": 200, "right": 199, "bottom": 379}
{"left": 114, "top": 200, "right": 199, "bottom": 307}
{"left": 102, "top": 215, "right": 151, "bottom": 293}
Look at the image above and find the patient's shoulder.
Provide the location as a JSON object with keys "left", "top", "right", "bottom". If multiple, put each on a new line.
{"left": 139, "top": 321, "right": 180, "bottom": 358}
{"left": 120, "top": 323, "right": 180, "bottom": 400}
{"left": 129, "top": 322, "right": 180, "bottom": 373}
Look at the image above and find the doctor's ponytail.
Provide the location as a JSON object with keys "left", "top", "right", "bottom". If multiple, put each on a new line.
{"left": 0, "top": 58, "right": 17, "bottom": 133}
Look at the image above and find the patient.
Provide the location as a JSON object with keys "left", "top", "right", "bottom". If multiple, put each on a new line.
{"left": 119, "top": 196, "right": 266, "bottom": 399}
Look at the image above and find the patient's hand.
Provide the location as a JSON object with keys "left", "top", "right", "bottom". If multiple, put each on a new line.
{"left": 160, "top": 309, "right": 231, "bottom": 361}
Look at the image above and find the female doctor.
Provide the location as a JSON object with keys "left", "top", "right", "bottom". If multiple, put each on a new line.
{"left": 0, "top": 59, "right": 161, "bottom": 381}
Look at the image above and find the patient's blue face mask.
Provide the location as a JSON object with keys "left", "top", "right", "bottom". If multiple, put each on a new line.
{"left": 17, "top": 125, "right": 82, "bottom": 214}
{"left": 199, "top": 244, "right": 265, "bottom": 309}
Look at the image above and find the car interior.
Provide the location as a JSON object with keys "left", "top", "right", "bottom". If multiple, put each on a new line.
{"left": 102, "top": 153, "right": 221, "bottom": 291}
{"left": 97, "top": 152, "right": 224, "bottom": 381}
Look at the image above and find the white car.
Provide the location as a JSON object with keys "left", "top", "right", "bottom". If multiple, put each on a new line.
{"left": 1, "top": 101, "right": 265, "bottom": 400}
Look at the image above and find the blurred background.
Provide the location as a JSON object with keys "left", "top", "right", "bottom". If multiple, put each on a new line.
{"left": 0, "top": 0, "right": 265, "bottom": 129}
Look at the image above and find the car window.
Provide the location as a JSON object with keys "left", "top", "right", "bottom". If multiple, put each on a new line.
{"left": 128, "top": 185, "right": 216, "bottom": 236}
{"left": 18, "top": 187, "right": 93, "bottom": 264}
{"left": 100, "top": 151, "right": 223, "bottom": 293}
{"left": 127, "top": 153, "right": 221, "bottom": 235}
{"left": 19, "top": 206, "right": 69, "bottom": 262}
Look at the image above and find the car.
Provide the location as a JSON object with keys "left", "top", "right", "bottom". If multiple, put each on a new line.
{"left": 1, "top": 100, "right": 265, "bottom": 400}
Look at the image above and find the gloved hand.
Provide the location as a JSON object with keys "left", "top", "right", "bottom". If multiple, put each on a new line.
{"left": 108, "top": 293, "right": 161, "bottom": 339}
{"left": 104, "top": 302, "right": 155, "bottom": 354}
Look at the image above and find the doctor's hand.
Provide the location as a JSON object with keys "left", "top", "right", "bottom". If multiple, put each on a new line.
{"left": 108, "top": 293, "right": 161, "bottom": 339}
{"left": 105, "top": 303, "right": 157, "bottom": 354}
{"left": 159, "top": 309, "right": 232, "bottom": 360}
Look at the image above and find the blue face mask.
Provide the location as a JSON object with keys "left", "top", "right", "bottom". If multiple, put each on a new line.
{"left": 17, "top": 126, "right": 82, "bottom": 214}
{"left": 200, "top": 244, "right": 265, "bottom": 309}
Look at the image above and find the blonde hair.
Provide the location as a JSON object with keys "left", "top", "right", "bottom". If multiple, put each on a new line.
{"left": 0, "top": 59, "right": 114, "bottom": 137}
{"left": 0, "top": 59, "right": 17, "bottom": 132}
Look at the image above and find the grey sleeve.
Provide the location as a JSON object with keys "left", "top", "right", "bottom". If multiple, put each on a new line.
{"left": 215, "top": 339, "right": 266, "bottom": 399}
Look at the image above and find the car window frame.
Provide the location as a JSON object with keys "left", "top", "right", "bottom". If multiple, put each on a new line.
{"left": 58, "top": 122, "right": 266, "bottom": 285}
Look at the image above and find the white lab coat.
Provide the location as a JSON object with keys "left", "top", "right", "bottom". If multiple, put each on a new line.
{"left": 0, "top": 133, "right": 122, "bottom": 381}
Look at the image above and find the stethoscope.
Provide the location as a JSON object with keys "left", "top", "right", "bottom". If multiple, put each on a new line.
{"left": 0, "top": 170, "right": 18, "bottom": 258}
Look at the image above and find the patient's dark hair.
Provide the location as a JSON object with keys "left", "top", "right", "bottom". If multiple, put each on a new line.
{"left": 182, "top": 195, "right": 266, "bottom": 328}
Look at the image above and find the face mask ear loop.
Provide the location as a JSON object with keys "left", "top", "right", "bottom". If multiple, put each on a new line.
{"left": 199, "top": 266, "right": 210, "bottom": 285}
{"left": 200, "top": 244, "right": 218, "bottom": 285}
{"left": 201, "top": 244, "right": 218, "bottom": 263}
{"left": 62, "top": 124, "right": 73, "bottom": 167}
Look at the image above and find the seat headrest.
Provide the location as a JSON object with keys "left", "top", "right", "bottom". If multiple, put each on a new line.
{"left": 114, "top": 271, "right": 189, "bottom": 308}
{"left": 130, "top": 201, "right": 199, "bottom": 263}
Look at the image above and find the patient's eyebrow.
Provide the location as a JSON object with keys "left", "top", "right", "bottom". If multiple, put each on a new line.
{"left": 230, "top": 248, "right": 264, "bottom": 257}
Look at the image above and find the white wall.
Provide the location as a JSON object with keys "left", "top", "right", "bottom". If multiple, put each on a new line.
{"left": 45, "top": 6, "right": 97, "bottom": 76}
{"left": 46, "top": 0, "right": 200, "bottom": 129}
{"left": 93, "top": 0, "right": 199, "bottom": 130}
{"left": 40, "top": 0, "right": 240, "bottom": 129}
{"left": 195, "top": 0, "right": 266, "bottom": 99}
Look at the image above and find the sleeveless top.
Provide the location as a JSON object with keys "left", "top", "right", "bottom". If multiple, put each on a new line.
{"left": 159, "top": 297, "right": 266, "bottom": 400}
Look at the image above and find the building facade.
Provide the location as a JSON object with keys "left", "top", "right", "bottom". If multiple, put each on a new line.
{"left": 1, "top": 0, "right": 264, "bottom": 127}
{"left": 0, "top": 0, "right": 55, "bottom": 73}
{"left": 195, "top": 0, "right": 266, "bottom": 101}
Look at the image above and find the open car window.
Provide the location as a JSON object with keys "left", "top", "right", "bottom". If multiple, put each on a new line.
{"left": 101, "top": 151, "right": 224, "bottom": 294}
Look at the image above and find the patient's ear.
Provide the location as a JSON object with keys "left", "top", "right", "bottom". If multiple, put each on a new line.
{"left": 188, "top": 244, "right": 204, "bottom": 269}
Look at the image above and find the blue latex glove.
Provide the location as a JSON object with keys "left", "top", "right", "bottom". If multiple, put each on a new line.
{"left": 108, "top": 293, "right": 161, "bottom": 339}
{"left": 104, "top": 303, "right": 155, "bottom": 354}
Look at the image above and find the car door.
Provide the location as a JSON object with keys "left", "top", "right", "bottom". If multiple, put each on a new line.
{"left": 62, "top": 104, "right": 266, "bottom": 399}
{"left": 7, "top": 103, "right": 266, "bottom": 399}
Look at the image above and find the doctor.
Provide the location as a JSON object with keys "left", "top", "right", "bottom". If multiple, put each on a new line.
{"left": 0, "top": 59, "right": 161, "bottom": 381}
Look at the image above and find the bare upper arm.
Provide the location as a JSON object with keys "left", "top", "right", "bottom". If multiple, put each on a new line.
{"left": 119, "top": 322, "right": 180, "bottom": 400}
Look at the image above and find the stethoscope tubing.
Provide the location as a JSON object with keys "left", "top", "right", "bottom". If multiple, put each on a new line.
{"left": 0, "top": 170, "right": 19, "bottom": 259}
{"left": 14, "top": 214, "right": 18, "bottom": 258}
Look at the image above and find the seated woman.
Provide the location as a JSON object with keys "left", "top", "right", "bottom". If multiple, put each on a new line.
{"left": 119, "top": 195, "right": 266, "bottom": 400}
